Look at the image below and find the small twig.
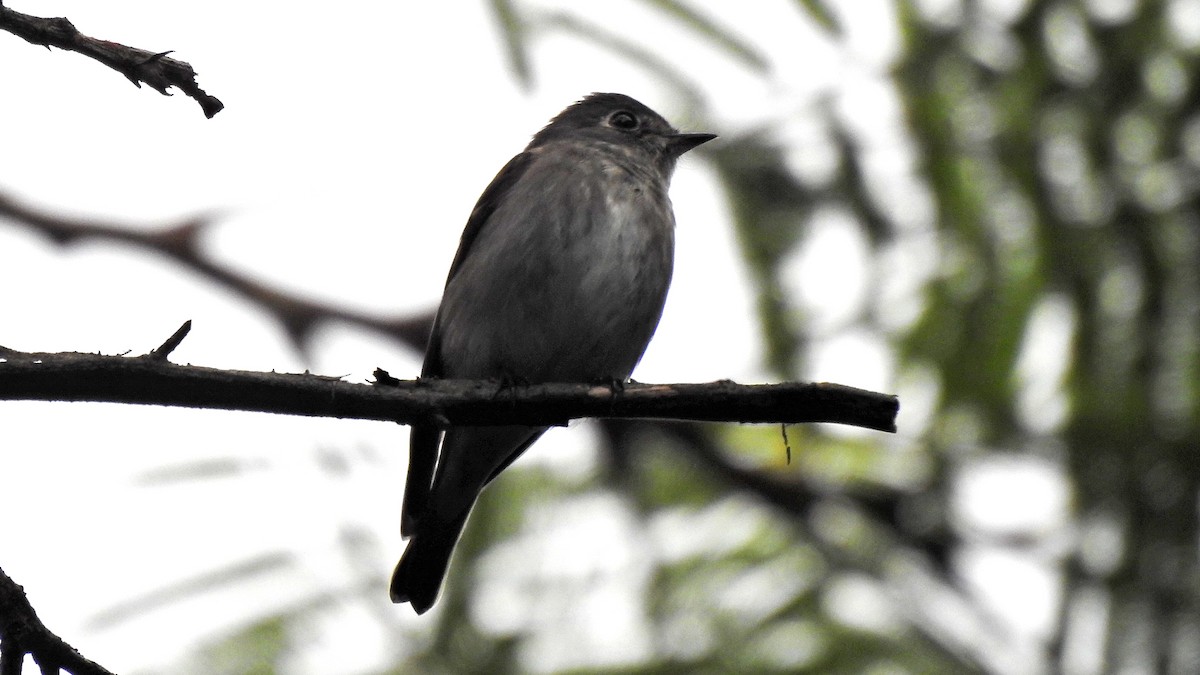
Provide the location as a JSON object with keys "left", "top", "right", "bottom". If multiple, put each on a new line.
{"left": 147, "top": 320, "right": 192, "bottom": 361}
{"left": 0, "top": 3, "right": 223, "bottom": 117}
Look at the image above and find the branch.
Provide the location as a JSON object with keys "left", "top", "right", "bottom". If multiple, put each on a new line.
{"left": 0, "top": 566, "right": 116, "bottom": 675}
{"left": 0, "top": 327, "right": 899, "bottom": 432}
{"left": 0, "top": 190, "right": 434, "bottom": 354}
{"left": 0, "top": 2, "right": 223, "bottom": 118}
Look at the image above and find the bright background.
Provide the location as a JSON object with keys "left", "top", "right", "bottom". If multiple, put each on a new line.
{"left": 6, "top": 0, "right": 1184, "bottom": 673}
{"left": 0, "top": 3, "right": 818, "bottom": 672}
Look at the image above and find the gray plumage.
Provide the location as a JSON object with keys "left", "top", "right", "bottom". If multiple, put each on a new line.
{"left": 391, "top": 93, "right": 715, "bottom": 614}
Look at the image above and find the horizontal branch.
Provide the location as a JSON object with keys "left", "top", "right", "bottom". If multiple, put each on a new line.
{"left": 0, "top": 2, "right": 223, "bottom": 117}
{"left": 0, "top": 338, "right": 898, "bottom": 432}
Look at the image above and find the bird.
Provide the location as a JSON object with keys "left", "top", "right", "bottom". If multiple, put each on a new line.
{"left": 391, "top": 92, "right": 715, "bottom": 614}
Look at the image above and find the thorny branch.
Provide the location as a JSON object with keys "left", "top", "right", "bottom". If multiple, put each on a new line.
{"left": 0, "top": 323, "right": 900, "bottom": 432}
{"left": 0, "top": 2, "right": 223, "bottom": 118}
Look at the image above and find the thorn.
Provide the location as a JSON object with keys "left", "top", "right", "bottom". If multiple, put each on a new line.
{"left": 139, "top": 50, "right": 174, "bottom": 65}
{"left": 148, "top": 320, "right": 192, "bottom": 360}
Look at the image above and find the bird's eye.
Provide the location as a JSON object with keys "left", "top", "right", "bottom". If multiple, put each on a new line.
{"left": 609, "top": 111, "right": 638, "bottom": 130}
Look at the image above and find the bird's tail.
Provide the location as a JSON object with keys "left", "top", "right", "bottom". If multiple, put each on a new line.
{"left": 389, "top": 509, "right": 470, "bottom": 614}
{"left": 393, "top": 426, "right": 543, "bottom": 613}
{"left": 401, "top": 424, "right": 442, "bottom": 538}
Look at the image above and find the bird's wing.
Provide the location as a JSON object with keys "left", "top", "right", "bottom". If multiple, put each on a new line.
{"left": 443, "top": 150, "right": 539, "bottom": 289}
{"left": 401, "top": 150, "right": 538, "bottom": 538}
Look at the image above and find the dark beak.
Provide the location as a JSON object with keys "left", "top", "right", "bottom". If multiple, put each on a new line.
{"left": 666, "top": 132, "right": 717, "bottom": 157}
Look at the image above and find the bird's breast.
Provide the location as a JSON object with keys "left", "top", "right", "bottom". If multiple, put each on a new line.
{"left": 437, "top": 149, "right": 677, "bottom": 382}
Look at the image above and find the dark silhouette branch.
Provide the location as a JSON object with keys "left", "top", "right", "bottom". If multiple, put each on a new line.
{"left": 0, "top": 324, "right": 899, "bottom": 432}
{"left": 0, "top": 566, "right": 116, "bottom": 675}
{"left": 0, "top": 190, "right": 434, "bottom": 354}
{"left": 0, "top": 2, "right": 223, "bottom": 118}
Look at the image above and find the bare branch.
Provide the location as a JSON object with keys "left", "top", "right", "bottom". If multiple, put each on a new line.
{"left": 0, "top": 566, "right": 116, "bottom": 675}
{"left": 0, "top": 190, "right": 434, "bottom": 354}
{"left": 0, "top": 3, "right": 223, "bottom": 118}
{"left": 0, "top": 346, "right": 898, "bottom": 432}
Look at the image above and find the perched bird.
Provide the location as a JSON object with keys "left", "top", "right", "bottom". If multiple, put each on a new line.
{"left": 391, "top": 93, "right": 715, "bottom": 614}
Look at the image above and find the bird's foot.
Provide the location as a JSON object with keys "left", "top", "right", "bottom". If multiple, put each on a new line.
{"left": 590, "top": 375, "right": 627, "bottom": 395}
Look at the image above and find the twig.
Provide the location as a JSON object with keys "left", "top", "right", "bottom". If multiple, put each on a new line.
{"left": 147, "top": 320, "right": 191, "bottom": 361}
{"left": 0, "top": 3, "right": 223, "bottom": 118}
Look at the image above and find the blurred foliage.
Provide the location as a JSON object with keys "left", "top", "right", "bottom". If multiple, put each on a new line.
{"left": 90, "top": 0, "right": 1200, "bottom": 672}
{"left": 189, "top": 617, "right": 288, "bottom": 675}
{"left": 891, "top": 1, "right": 1200, "bottom": 672}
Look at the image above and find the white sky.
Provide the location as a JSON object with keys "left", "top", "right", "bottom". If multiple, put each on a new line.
{"left": 0, "top": 2, "right": 1060, "bottom": 673}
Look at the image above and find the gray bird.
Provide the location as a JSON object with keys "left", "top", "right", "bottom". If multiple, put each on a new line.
{"left": 391, "top": 93, "right": 715, "bottom": 614}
